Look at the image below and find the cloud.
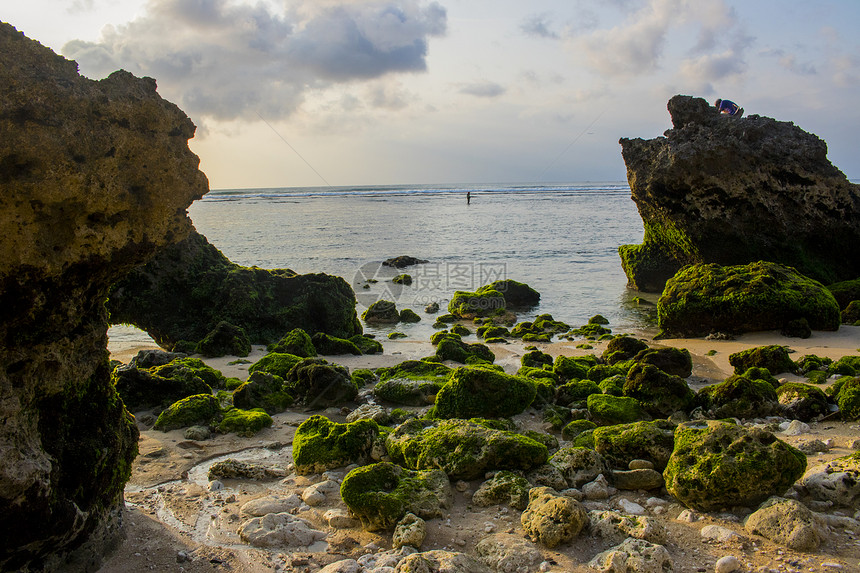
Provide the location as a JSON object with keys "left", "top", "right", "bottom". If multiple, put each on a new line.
{"left": 521, "top": 13, "right": 558, "bottom": 39}
{"left": 62, "top": 0, "right": 447, "bottom": 121}
{"left": 457, "top": 80, "right": 506, "bottom": 98}
{"left": 569, "top": 0, "right": 745, "bottom": 79}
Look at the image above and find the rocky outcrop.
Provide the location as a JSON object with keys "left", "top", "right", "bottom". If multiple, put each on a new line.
{"left": 107, "top": 230, "right": 362, "bottom": 348}
{"left": 619, "top": 95, "right": 860, "bottom": 291}
{"left": 0, "top": 23, "right": 207, "bottom": 571}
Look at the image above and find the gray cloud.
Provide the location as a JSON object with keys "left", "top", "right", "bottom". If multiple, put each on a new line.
{"left": 521, "top": 13, "right": 558, "bottom": 39}
{"left": 63, "top": 0, "right": 447, "bottom": 121}
{"left": 457, "top": 80, "right": 506, "bottom": 98}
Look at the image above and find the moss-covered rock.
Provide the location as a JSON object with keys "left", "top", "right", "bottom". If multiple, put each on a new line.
{"left": 603, "top": 336, "right": 650, "bottom": 365}
{"left": 623, "top": 363, "right": 695, "bottom": 417}
{"left": 592, "top": 420, "right": 676, "bottom": 471}
{"left": 486, "top": 280, "right": 541, "bottom": 308}
{"left": 400, "top": 308, "right": 421, "bottom": 323}
{"left": 232, "top": 371, "right": 294, "bottom": 414}
{"left": 729, "top": 345, "right": 797, "bottom": 375}
{"left": 247, "top": 352, "right": 303, "bottom": 379}
{"left": 433, "top": 366, "right": 536, "bottom": 419}
{"left": 831, "top": 355, "right": 860, "bottom": 377}
{"left": 351, "top": 368, "right": 377, "bottom": 388}
{"left": 553, "top": 355, "right": 597, "bottom": 381}
{"left": 311, "top": 332, "right": 362, "bottom": 355}
{"left": 285, "top": 358, "right": 357, "bottom": 408}
{"left": 632, "top": 347, "right": 692, "bottom": 378}
{"left": 108, "top": 231, "right": 362, "bottom": 347}
{"left": 154, "top": 394, "right": 221, "bottom": 431}
{"left": 216, "top": 407, "right": 273, "bottom": 437}
{"left": 834, "top": 377, "right": 860, "bottom": 420}
{"left": 587, "top": 394, "right": 648, "bottom": 426}
{"left": 472, "top": 471, "right": 531, "bottom": 510}
{"left": 268, "top": 328, "right": 317, "bottom": 357}
{"left": 522, "top": 350, "right": 554, "bottom": 369}
{"left": 392, "top": 274, "right": 413, "bottom": 285}
{"left": 340, "top": 462, "right": 452, "bottom": 531}
{"left": 776, "top": 382, "right": 830, "bottom": 422}
{"left": 340, "top": 337, "right": 374, "bottom": 358}
{"left": 842, "top": 300, "right": 860, "bottom": 325}
{"left": 113, "top": 356, "right": 225, "bottom": 412}
{"left": 657, "top": 261, "right": 841, "bottom": 337}
{"left": 663, "top": 420, "right": 806, "bottom": 512}
{"left": 827, "top": 278, "right": 860, "bottom": 309}
{"left": 362, "top": 300, "right": 401, "bottom": 324}
{"left": 375, "top": 378, "right": 445, "bottom": 406}
{"left": 548, "top": 447, "right": 611, "bottom": 488}
{"left": 520, "top": 487, "right": 588, "bottom": 548}
{"left": 555, "top": 380, "right": 601, "bottom": 407}
{"left": 477, "top": 324, "right": 510, "bottom": 340}
{"left": 431, "top": 332, "right": 495, "bottom": 364}
{"left": 697, "top": 375, "right": 779, "bottom": 419}
{"left": 448, "top": 288, "right": 506, "bottom": 318}
{"left": 196, "top": 321, "right": 252, "bottom": 357}
{"left": 293, "top": 415, "right": 383, "bottom": 474}
{"left": 741, "top": 367, "right": 780, "bottom": 389}
{"left": 561, "top": 419, "right": 598, "bottom": 442}
{"left": 386, "top": 419, "right": 548, "bottom": 480}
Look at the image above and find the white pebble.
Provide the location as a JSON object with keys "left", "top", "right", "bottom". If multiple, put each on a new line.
{"left": 676, "top": 509, "right": 699, "bottom": 523}
{"left": 617, "top": 498, "right": 646, "bottom": 515}
{"left": 208, "top": 480, "right": 224, "bottom": 491}
{"left": 715, "top": 555, "right": 741, "bottom": 573}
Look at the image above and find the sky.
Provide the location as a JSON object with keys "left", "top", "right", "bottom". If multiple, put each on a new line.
{"left": 4, "top": 0, "right": 860, "bottom": 189}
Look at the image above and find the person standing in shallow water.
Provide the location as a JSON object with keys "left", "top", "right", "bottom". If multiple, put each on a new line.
{"left": 467, "top": 191, "right": 471, "bottom": 204}
{"left": 715, "top": 98, "right": 744, "bottom": 117}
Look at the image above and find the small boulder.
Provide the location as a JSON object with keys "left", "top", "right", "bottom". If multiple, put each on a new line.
{"left": 520, "top": 487, "right": 588, "bottom": 548}
{"left": 232, "top": 371, "right": 293, "bottom": 414}
{"left": 339, "top": 462, "right": 452, "bottom": 531}
{"left": 744, "top": 497, "right": 824, "bottom": 552}
{"left": 362, "top": 300, "right": 401, "bottom": 324}
{"left": 801, "top": 452, "right": 860, "bottom": 507}
{"left": 589, "top": 509, "right": 668, "bottom": 544}
{"left": 312, "top": 332, "right": 362, "bottom": 355}
{"left": 208, "top": 458, "right": 287, "bottom": 481}
{"left": 268, "top": 328, "right": 317, "bottom": 357}
{"left": 632, "top": 346, "right": 693, "bottom": 378}
{"left": 663, "top": 420, "right": 806, "bottom": 512}
{"left": 729, "top": 344, "right": 797, "bottom": 375}
{"left": 588, "top": 538, "right": 673, "bottom": 573}
{"left": 237, "top": 512, "right": 327, "bottom": 548}
{"left": 153, "top": 394, "right": 221, "bottom": 431}
{"left": 474, "top": 533, "right": 543, "bottom": 573}
{"left": 548, "top": 447, "right": 611, "bottom": 488}
{"left": 776, "top": 382, "right": 830, "bottom": 421}
{"left": 293, "top": 415, "right": 383, "bottom": 475}
{"left": 386, "top": 418, "right": 548, "bottom": 480}
{"left": 587, "top": 394, "right": 648, "bottom": 426}
{"left": 433, "top": 366, "right": 536, "bottom": 419}
{"left": 395, "top": 550, "right": 492, "bottom": 573}
{"left": 392, "top": 512, "right": 426, "bottom": 549}
{"left": 196, "top": 321, "right": 251, "bottom": 357}
{"left": 623, "top": 363, "right": 695, "bottom": 417}
{"left": 592, "top": 420, "right": 676, "bottom": 471}
{"left": 285, "top": 358, "right": 357, "bottom": 408}
{"left": 696, "top": 374, "right": 780, "bottom": 419}
{"left": 472, "top": 471, "right": 531, "bottom": 510}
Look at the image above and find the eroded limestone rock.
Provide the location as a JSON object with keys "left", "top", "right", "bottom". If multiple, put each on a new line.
{"left": 0, "top": 23, "right": 206, "bottom": 570}
{"left": 619, "top": 94, "right": 860, "bottom": 292}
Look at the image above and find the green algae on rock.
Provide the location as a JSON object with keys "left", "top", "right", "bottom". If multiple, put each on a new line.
{"left": 362, "top": 300, "right": 401, "bottom": 324}
{"left": 729, "top": 345, "right": 797, "bottom": 376}
{"left": 247, "top": 352, "right": 303, "bottom": 379}
{"left": 663, "top": 420, "right": 806, "bottom": 512}
{"left": 623, "top": 363, "right": 695, "bottom": 418}
{"left": 472, "top": 470, "right": 531, "bottom": 510}
{"left": 657, "top": 261, "right": 841, "bottom": 338}
{"left": 386, "top": 418, "right": 548, "bottom": 480}
{"left": 340, "top": 462, "right": 452, "bottom": 531}
{"left": 432, "top": 366, "right": 536, "bottom": 419}
{"left": 113, "top": 356, "right": 225, "bottom": 412}
{"left": 108, "top": 231, "right": 362, "bottom": 348}
{"left": 696, "top": 374, "right": 780, "bottom": 419}
{"left": 269, "top": 328, "right": 318, "bottom": 357}
{"left": 587, "top": 394, "right": 648, "bottom": 426}
{"left": 429, "top": 332, "right": 495, "bottom": 364}
{"left": 217, "top": 407, "right": 273, "bottom": 437}
{"left": 232, "top": 371, "right": 294, "bottom": 414}
{"left": 619, "top": 95, "right": 860, "bottom": 292}
{"left": 592, "top": 420, "right": 676, "bottom": 472}
{"left": 311, "top": 332, "right": 362, "bottom": 355}
{"left": 293, "top": 415, "right": 384, "bottom": 475}
{"left": 776, "top": 382, "right": 830, "bottom": 422}
{"left": 195, "top": 321, "right": 252, "bottom": 357}
{"left": 285, "top": 358, "right": 357, "bottom": 409}
{"left": 154, "top": 394, "right": 221, "bottom": 431}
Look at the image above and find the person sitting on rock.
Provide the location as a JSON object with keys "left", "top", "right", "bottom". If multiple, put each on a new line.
{"left": 714, "top": 98, "right": 744, "bottom": 117}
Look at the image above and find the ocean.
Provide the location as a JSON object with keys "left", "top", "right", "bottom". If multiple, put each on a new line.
{"left": 109, "top": 182, "right": 653, "bottom": 346}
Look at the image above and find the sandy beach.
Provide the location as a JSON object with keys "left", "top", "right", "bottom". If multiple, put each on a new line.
{"left": 100, "top": 325, "right": 860, "bottom": 573}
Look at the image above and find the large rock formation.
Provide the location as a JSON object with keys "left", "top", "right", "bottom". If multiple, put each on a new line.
{"left": 0, "top": 23, "right": 207, "bottom": 570}
{"left": 107, "top": 230, "right": 362, "bottom": 349}
{"left": 619, "top": 95, "right": 860, "bottom": 292}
